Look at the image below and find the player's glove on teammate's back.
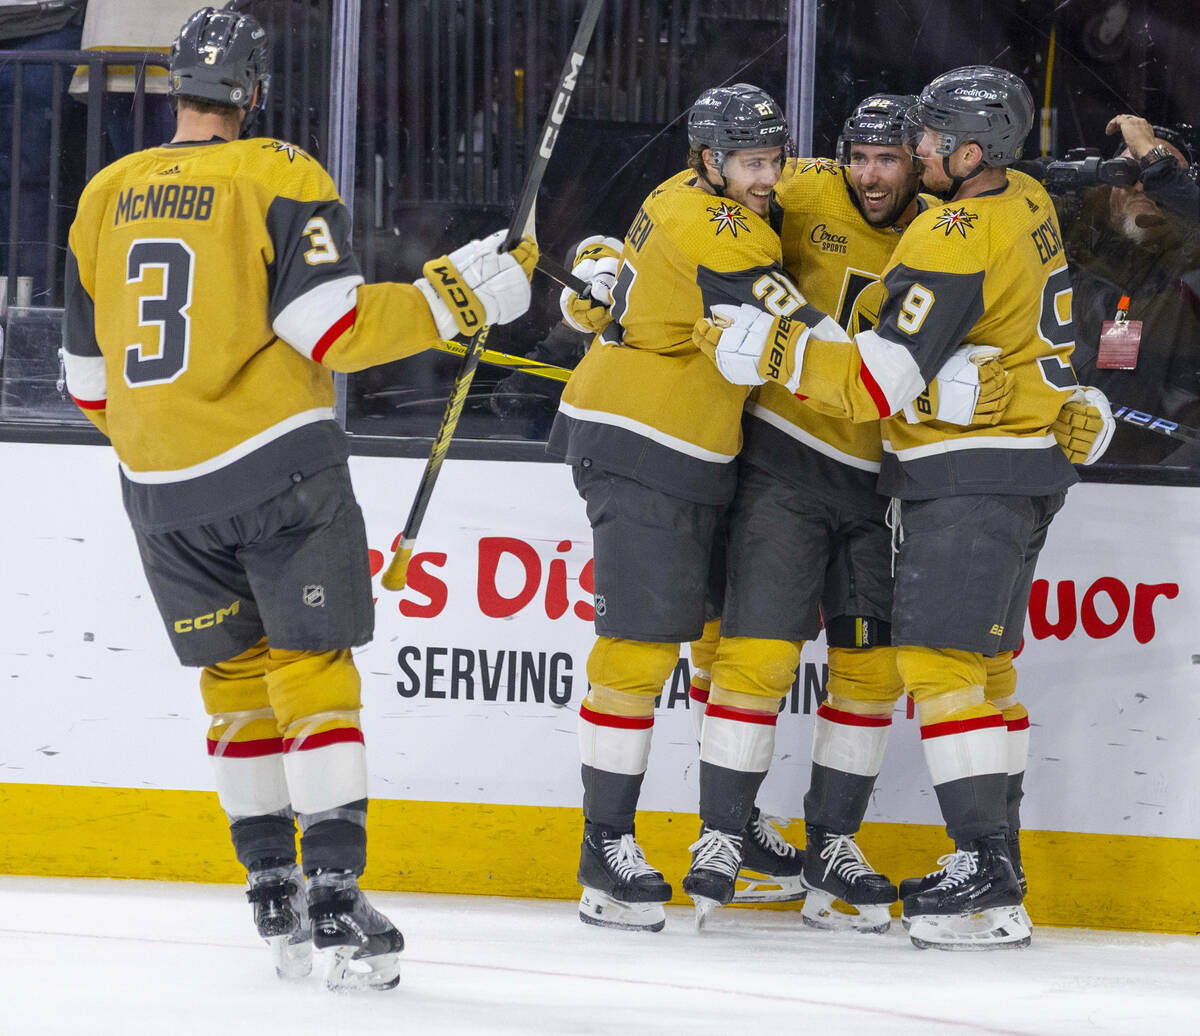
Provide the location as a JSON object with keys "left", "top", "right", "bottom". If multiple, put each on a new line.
{"left": 902, "top": 345, "right": 1013, "bottom": 426}
{"left": 417, "top": 228, "right": 539, "bottom": 340}
{"left": 559, "top": 235, "right": 621, "bottom": 335}
{"left": 1052, "top": 385, "right": 1115, "bottom": 464}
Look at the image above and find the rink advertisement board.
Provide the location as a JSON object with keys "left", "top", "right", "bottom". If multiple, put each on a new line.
{"left": 3, "top": 442, "right": 1199, "bottom": 931}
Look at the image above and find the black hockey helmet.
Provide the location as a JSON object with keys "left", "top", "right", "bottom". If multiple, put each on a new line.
{"left": 905, "top": 66, "right": 1034, "bottom": 166}
{"left": 169, "top": 4, "right": 270, "bottom": 117}
{"left": 688, "top": 83, "right": 790, "bottom": 172}
{"left": 836, "top": 94, "right": 919, "bottom": 165}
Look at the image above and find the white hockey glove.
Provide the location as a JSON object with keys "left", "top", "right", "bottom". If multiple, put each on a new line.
{"left": 559, "top": 235, "right": 621, "bottom": 334}
{"left": 416, "top": 228, "right": 538, "bottom": 340}
{"left": 903, "top": 344, "right": 1013, "bottom": 426}
{"left": 692, "top": 302, "right": 810, "bottom": 391}
{"left": 1052, "top": 385, "right": 1115, "bottom": 464}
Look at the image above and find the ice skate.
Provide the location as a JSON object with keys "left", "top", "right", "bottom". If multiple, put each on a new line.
{"left": 577, "top": 823, "right": 672, "bottom": 932}
{"left": 732, "top": 808, "right": 806, "bottom": 904}
{"left": 903, "top": 835, "right": 1029, "bottom": 951}
{"left": 800, "top": 825, "right": 897, "bottom": 934}
{"left": 900, "top": 844, "right": 1032, "bottom": 933}
{"left": 246, "top": 862, "right": 312, "bottom": 979}
{"left": 682, "top": 826, "right": 743, "bottom": 930}
{"left": 308, "top": 870, "right": 404, "bottom": 990}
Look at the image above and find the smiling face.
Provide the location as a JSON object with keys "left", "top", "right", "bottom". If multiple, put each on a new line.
{"left": 845, "top": 142, "right": 920, "bottom": 227}
{"left": 710, "top": 145, "right": 785, "bottom": 216}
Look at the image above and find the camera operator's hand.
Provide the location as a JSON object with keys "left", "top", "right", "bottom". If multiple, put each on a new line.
{"left": 1106, "top": 114, "right": 1157, "bottom": 161}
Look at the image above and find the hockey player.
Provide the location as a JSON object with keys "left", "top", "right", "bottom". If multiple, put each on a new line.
{"left": 62, "top": 5, "right": 535, "bottom": 988}
{"left": 547, "top": 82, "right": 796, "bottom": 932}
{"left": 693, "top": 66, "right": 1114, "bottom": 949}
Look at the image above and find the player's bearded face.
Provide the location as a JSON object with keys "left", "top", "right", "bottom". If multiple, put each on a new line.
{"left": 846, "top": 143, "right": 919, "bottom": 227}
{"left": 718, "top": 146, "right": 784, "bottom": 216}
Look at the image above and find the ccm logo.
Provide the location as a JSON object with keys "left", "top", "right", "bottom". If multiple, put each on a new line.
{"left": 174, "top": 599, "right": 240, "bottom": 633}
{"left": 430, "top": 264, "right": 479, "bottom": 329}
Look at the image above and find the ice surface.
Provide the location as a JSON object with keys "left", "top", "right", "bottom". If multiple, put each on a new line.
{"left": 2, "top": 875, "right": 1197, "bottom": 1034}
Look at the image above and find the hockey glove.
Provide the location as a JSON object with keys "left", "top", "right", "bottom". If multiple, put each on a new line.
{"left": 1052, "top": 385, "right": 1115, "bottom": 464}
{"left": 903, "top": 345, "right": 1013, "bottom": 426}
{"left": 416, "top": 228, "right": 539, "bottom": 340}
{"left": 559, "top": 235, "right": 621, "bottom": 335}
{"left": 692, "top": 303, "right": 809, "bottom": 391}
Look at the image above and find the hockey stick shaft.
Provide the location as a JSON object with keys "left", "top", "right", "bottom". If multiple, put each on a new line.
{"left": 381, "top": 0, "right": 605, "bottom": 592}
{"left": 1111, "top": 404, "right": 1200, "bottom": 445}
{"left": 536, "top": 253, "right": 588, "bottom": 294}
{"left": 433, "top": 338, "right": 571, "bottom": 382}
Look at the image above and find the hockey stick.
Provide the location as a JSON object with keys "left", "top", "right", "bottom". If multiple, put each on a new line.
{"left": 381, "top": 0, "right": 606, "bottom": 591}
{"left": 1110, "top": 404, "right": 1200, "bottom": 445}
{"left": 433, "top": 338, "right": 572, "bottom": 383}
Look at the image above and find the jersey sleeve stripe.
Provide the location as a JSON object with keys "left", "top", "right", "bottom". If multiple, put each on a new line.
{"left": 311, "top": 306, "right": 357, "bottom": 364}
{"left": 855, "top": 328, "right": 925, "bottom": 417}
{"left": 63, "top": 352, "right": 107, "bottom": 407}
{"left": 272, "top": 274, "right": 363, "bottom": 360}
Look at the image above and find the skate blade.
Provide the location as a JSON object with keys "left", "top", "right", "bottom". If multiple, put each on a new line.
{"left": 732, "top": 870, "right": 807, "bottom": 904}
{"left": 267, "top": 932, "right": 313, "bottom": 980}
{"left": 322, "top": 946, "right": 401, "bottom": 991}
{"left": 801, "top": 890, "right": 891, "bottom": 934}
{"left": 908, "top": 905, "right": 1032, "bottom": 951}
{"left": 690, "top": 895, "right": 723, "bottom": 931}
{"left": 578, "top": 888, "right": 666, "bottom": 932}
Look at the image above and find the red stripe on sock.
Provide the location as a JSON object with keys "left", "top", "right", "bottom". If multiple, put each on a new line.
{"left": 704, "top": 703, "right": 778, "bottom": 726}
{"left": 816, "top": 703, "right": 893, "bottom": 727}
{"left": 282, "top": 727, "right": 365, "bottom": 753}
{"left": 207, "top": 736, "right": 283, "bottom": 758}
{"left": 689, "top": 684, "right": 710, "bottom": 705}
{"left": 1005, "top": 715, "right": 1031, "bottom": 732}
{"left": 312, "top": 307, "right": 357, "bottom": 363}
{"left": 579, "top": 704, "right": 654, "bottom": 730}
{"left": 920, "top": 714, "right": 1006, "bottom": 740}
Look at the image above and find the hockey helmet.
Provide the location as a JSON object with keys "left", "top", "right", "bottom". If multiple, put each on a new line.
{"left": 906, "top": 66, "right": 1034, "bottom": 166}
{"left": 169, "top": 4, "right": 270, "bottom": 115}
{"left": 688, "top": 83, "right": 790, "bottom": 171}
{"left": 836, "top": 94, "right": 919, "bottom": 165}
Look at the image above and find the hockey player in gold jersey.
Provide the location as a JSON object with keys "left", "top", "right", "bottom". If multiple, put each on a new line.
{"left": 547, "top": 83, "right": 798, "bottom": 932}
{"left": 695, "top": 66, "right": 1114, "bottom": 948}
{"left": 62, "top": 5, "right": 536, "bottom": 989}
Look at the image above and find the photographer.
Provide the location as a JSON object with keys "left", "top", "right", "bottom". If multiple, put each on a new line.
{"left": 1066, "top": 130, "right": 1200, "bottom": 465}
{"left": 1107, "top": 114, "right": 1199, "bottom": 224}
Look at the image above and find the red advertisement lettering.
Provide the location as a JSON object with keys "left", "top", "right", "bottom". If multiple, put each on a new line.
{"left": 478, "top": 537, "right": 541, "bottom": 617}
{"left": 1025, "top": 576, "right": 1179, "bottom": 644}
{"left": 400, "top": 553, "right": 449, "bottom": 618}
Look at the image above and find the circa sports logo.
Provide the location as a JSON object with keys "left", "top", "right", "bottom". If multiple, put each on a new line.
{"left": 930, "top": 206, "right": 979, "bottom": 238}
{"left": 810, "top": 222, "right": 849, "bottom": 254}
{"left": 707, "top": 201, "right": 751, "bottom": 238}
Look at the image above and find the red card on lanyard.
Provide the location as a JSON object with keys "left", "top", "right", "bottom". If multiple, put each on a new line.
{"left": 1097, "top": 295, "right": 1142, "bottom": 370}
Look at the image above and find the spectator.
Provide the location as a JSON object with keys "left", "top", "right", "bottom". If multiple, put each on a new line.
{"left": 69, "top": 0, "right": 201, "bottom": 159}
{"left": 0, "top": 0, "right": 85, "bottom": 301}
{"left": 1106, "top": 114, "right": 1199, "bottom": 224}
{"left": 1067, "top": 132, "right": 1200, "bottom": 465}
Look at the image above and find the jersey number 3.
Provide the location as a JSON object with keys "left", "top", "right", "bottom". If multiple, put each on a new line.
{"left": 124, "top": 238, "right": 195, "bottom": 387}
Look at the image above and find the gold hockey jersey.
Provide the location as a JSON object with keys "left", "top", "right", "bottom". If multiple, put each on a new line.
{"left": 793, "top": 170, "right": 1080, "bottom": 499}
{"left": 548, "top": 173, "right": 789, "bottom": 504}
{"left": 744, "top": 157, "right": 909, "bottom": 512}
{"left": 64, "top": 136, "right": 443, "bottom": 530}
